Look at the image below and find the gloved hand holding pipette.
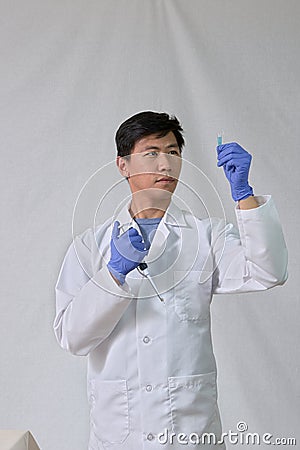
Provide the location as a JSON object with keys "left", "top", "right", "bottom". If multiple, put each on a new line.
{"left": 216, "top": 142, "right": 253, "bottom": 201}
{"left": 107, "top": 220, "right": 149, "bottom": 284}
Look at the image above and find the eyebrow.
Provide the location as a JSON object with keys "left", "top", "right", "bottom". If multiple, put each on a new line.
{"left": 143, "top": 143, "right": 179, "bottom": 151}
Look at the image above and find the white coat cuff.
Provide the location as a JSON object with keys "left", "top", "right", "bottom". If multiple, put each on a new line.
{"left": 235, "top": 194, "right": 269, "bottom": 211}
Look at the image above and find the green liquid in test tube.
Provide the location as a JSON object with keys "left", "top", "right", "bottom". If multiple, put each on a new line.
{"left": 217, "top": 132, "right": 223, "bottom": 146}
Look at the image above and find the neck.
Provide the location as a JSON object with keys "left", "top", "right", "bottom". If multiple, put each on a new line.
{"left": 129, "top": 190, "right": 172, "bottom": 219}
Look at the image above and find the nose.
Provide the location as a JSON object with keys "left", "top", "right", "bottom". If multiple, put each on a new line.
{"left": 157, "top": 153, "right": 172, "bottom": 172}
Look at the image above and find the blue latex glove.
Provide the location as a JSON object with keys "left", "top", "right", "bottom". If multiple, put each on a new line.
{"left": 107, "top": 221, "right": 149, "bottom": 284}
{"left": 217, "top": 142, "right": 253, "bottom": 201}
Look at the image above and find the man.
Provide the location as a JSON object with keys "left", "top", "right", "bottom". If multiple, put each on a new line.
{"left": 54, "top": 111, "right": 288, "bottom": 449}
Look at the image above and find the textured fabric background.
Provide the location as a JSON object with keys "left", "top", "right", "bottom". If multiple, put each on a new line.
{"left": 1, "top": 1, "right": 299, "bottom": 449}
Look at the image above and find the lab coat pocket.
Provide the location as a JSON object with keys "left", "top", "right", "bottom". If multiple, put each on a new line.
{"left": 168, "top": 372, "right": 217, "bottom": 435}
{"left": 173, "top": 270, "right": 212, "bottom": 321}
{"left": 89, "top": 379, "right": 129, "bottom": 444}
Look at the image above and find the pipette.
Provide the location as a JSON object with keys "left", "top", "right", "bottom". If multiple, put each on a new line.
{"left": 137, "top": 263, "right": 164, "bottom": 302}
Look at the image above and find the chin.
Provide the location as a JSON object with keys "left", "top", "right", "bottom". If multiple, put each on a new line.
{"left": 151, "top": 187, "right": 175, "bottom": 199}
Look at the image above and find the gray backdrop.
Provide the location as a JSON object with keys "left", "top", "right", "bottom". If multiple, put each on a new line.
{"left": 1, "top": 1, "right": 299, "bottom": 449}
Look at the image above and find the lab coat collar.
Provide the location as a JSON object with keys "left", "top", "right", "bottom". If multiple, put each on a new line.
{"left": 114, "top": 198, "right": 188, "bottom": 232}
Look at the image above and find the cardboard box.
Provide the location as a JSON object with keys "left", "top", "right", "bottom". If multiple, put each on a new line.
{"left": 0, "top": 431, "right": 40, "bottom": 450}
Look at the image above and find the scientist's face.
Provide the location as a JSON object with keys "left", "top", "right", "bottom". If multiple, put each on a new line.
{"left": 117, "top": 132, "right": 182, "bottom": 196}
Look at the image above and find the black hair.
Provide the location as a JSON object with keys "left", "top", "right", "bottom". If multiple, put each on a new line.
{"left": 115, "top": 111, "right": 185, "bottom": 157}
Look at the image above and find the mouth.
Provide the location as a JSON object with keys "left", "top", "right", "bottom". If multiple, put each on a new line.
{"left": 155, "top": 177, "right": 175, "bottom": 183}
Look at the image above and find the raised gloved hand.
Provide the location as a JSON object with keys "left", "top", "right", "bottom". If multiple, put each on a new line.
{"left": 107, "top": 221, "right": 149, "bottom": 284}
{"left": 216, "top": 142, "right": 253, "bottom": 201}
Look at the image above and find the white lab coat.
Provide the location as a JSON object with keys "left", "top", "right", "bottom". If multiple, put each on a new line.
{"left": 53, "top": 195, "right": 288, "bottom": 450}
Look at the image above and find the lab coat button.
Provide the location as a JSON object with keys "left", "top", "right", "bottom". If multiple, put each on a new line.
{"left": 147, "top": 433, "right": 154, "bottom": 441}
{"left": 143, "top": 336, "right": 150, "bottom": 344}
{"left": 146, "top": 384, "right": 153, "bottom": 392}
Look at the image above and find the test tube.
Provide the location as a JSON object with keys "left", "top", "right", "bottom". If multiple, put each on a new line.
{"left": 217, "top": 132, "right": 223, "bottom": 146}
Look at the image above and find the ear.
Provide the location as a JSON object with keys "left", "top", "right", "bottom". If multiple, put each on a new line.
{"left": 116, "top": 155, "right": 130, "bottom": 179}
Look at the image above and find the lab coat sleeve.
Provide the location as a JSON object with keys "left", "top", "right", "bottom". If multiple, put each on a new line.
{"left": 211, "top": 195, "right": 288, "bottom": 294}
{"left": 53, "top": 232, "right": 134, "bottom": 356}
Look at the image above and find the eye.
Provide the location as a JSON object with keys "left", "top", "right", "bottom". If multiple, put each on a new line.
{"left": 145, "top": 151, "right": 158, "bottom": 157}
{"left": 169, "top": 149, "right": 181, "bottom": 156}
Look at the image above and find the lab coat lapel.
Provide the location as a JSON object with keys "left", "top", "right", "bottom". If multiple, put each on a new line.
{"left": 145, "top": 200, "right": 187, "bottom": 264}
{"left": 145, "top": 220, "right": 170, "bottom": 263}
{"left": 114, "top": 203, "right": 137, "bottom": 234}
